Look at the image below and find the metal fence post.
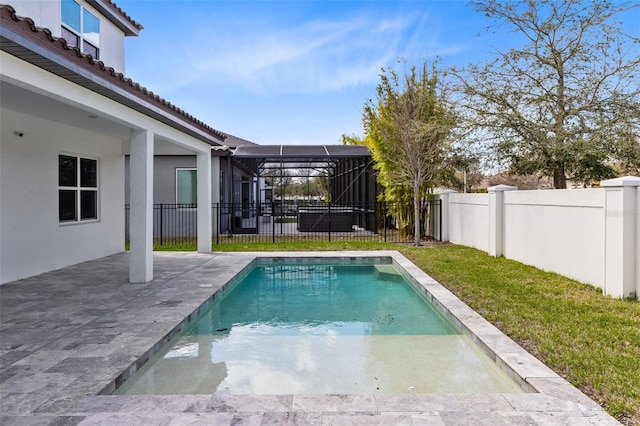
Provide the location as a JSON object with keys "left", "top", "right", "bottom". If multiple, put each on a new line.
{"left": 383, "top": 201, "right": 387, "bottom": 242}
{"left": 272, "top": 201, "right": 275, "bottom": 244}
{"left": 214, "top": 203, "right": 219, "bottom": 245}
{"left": 159, "top": 203, "right": 163, "bottom": 246}
{"left": 328, "top": 203, "right": 331, "bottom": 242}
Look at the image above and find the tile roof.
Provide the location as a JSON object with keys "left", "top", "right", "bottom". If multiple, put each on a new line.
{"left": 223, "top": 133, "right": 259, "bottom": 148}
{"left": 0, "top": 4, "right": 225, "bottom": 145}
{"left": 93, "top": 0, "right": 143, "bottom": 33}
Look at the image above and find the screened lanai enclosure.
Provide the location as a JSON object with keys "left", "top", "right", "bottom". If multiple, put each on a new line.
{"left": 220, "top": 145, "right": 379, "bottom": 237}
{"left": 124, "top": 144, "right": 442, "bottom": 245}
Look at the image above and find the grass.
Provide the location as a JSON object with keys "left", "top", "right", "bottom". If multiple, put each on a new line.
{"left": 152, "top": 240, "right": 395, "bottom": 252}
{"left": 151, "top": 241, "right": 640, "bottom": 424}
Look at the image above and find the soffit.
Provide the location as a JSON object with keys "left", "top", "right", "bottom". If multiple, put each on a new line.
{"left": 1, "top": 80, "right": 133, "bottom": 139}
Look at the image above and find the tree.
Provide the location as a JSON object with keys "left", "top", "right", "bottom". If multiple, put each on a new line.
{"left": 456, "top": 0, "right": 640, "bottom": 188}
{"left": 363, "top": 61, "right": 455, "bottom": 246}
{"left": 442, "top": 148, "right": 485, "bottom": 193}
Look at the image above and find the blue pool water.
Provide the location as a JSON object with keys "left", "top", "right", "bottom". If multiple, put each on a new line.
{"left": 115, "top": 260, "right": 523, "bottom": 395}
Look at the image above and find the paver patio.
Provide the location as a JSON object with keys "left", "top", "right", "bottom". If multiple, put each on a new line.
{"left": 0, "top": 251, "right": 619, "bottom": 425}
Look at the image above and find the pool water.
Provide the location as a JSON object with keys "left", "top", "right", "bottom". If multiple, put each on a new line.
{"left": 115, "top": 260, "right": 523, "bottom": 395}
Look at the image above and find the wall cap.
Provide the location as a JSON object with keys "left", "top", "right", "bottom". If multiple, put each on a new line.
{"left": 488, "top": 184, "right": 518, "bottom": 193}
{"left": 600, "top": 176, "right": 640, "bottom": 187}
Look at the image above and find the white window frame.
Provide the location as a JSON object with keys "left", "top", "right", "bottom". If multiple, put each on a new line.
{"left": 58, "top": 153, "right": 100, "bottom": 224}
{"left": 61, "top": 0, "right": 100, "bottom": 59}
{"left": 175, "top": 168, "right": 197, "bottom": 207}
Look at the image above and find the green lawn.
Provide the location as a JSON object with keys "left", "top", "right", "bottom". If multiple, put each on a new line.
{"left": 153, "top": 241, "right": 640, "bottom": 424}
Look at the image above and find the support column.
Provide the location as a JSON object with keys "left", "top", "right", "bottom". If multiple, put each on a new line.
{"left": 601, "top": 176, "right": 640, "bottom": 299}
{"left": 0, "top": 132, "right": 3, "bottom": 284}
{"left": 211, "top": 155, "right": 221, "bottom": 238}
{"left": 197, "top": 150, "right": 212, "bottom": 253}
{"left": 438, "top": 190, "right": 457, "bottom": 242}
{"left": 488, "top": 184, "right": 518, "bottom": 257}
{"left": 129, "top": 129, "right": 154, "bottom": 283}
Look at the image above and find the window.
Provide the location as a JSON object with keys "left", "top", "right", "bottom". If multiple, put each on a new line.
{"left": 61, "top": 0, "right": 100, "bottom": 59}
{"left": 59, "top": 154, "right": 98, "bottom": 222}
{"left": 176, "top": 169, "right": 197, "bottom": 206}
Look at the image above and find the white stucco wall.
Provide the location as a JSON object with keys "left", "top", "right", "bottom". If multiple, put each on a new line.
{"left": 96, "top": 9, "right": 126, "bottom": 73}
{"left": 9, "top": 0, "right": 127, "bottom": 72}
{"left": 502, "top": 189, "right": 605, "bottom": 288}
{"left": 448, "top": 193, "right": 490, "bottom": 252}
{"left": 8, "top": 0, "right": 60, "bottom": 31}
{"left": 0, "top": 108, "right": 124, "bottom": 284}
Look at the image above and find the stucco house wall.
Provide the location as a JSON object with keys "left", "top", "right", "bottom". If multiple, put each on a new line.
{"left": 1, "top": 3, "right": 222, "bottom": 284}
{"left": 1, "top": 107, "right": 124, "bottom": 283}
{"left": 124, "top": 155, "right": 224, "bottom": 205}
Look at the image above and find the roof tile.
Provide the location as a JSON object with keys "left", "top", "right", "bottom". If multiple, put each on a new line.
{"left": 102, "top": 0, "right": 143, "bottom": 31}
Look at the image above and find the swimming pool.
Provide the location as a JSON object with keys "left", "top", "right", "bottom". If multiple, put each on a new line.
{"left": 115, "top": 258, "right": 523, "bottom": 395}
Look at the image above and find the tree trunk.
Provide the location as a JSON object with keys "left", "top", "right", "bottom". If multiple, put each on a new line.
{"left": 414, "top": 183, "right": 421, "bottom": 247}
{"left": 553, "top": 167, "right": 567, "bottom": 189}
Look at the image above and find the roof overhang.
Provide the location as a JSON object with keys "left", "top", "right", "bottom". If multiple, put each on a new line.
{"left": 0, "top": 5, "right": 224, "bottom": 146}
{"left": 86, "top": 0, "right": 143, "bottom": 36}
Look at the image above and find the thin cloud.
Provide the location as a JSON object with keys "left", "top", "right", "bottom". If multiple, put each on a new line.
{"left": 164, "top": 10, "right": 449, "bottom": 96}
{"left": 121, "top": 1, "right": 477, "bottom": 123}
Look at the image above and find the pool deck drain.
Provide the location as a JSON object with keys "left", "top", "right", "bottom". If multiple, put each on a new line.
{"left": 0, "top": 251, "right": 619, "bottom": 425}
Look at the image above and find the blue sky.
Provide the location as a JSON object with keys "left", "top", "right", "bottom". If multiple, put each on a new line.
{"left": 116, "top": 0, "right": 636, "bottom": 146}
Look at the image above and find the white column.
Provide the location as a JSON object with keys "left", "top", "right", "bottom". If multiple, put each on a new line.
{"left": 601, "top": 176, "right": 640, "bottom": 299}
{"left": 438, "top": 190, "right": 457, "bottom": 242}
{"left": 129, "top": 129, "right": 154, "bottom": 283}
{"left": 0, "top": 132, "right": 3, "bottom": 284}
{"left": 211, "top": 155, "right": 221, "bottom": 238}
{"left": 488, "top": 184, "right": 518, "bottom": 257}
{"left": 637, "top": 186, "right": 640, "bottom": 299}
{"left": 197, "top": 150, "right": 212, "bottom": 253}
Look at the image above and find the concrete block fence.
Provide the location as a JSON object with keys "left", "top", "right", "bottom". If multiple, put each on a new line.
{"left": 434, "top": 176, "right": 640, "bottom": 299}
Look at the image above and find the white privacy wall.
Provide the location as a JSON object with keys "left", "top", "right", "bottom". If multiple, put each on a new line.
{"left": 502, "top": 189, "right": 605, "bottom": 288}
{"left": 447, "top": 193, "right": 490, "bottom": 252}
{"left": 437, "top": 179, "right": 640, "bottom": 299}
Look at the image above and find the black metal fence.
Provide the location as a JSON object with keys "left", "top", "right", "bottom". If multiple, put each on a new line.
{"left": 125, "top": 200, "right": 441, "bottom": 246}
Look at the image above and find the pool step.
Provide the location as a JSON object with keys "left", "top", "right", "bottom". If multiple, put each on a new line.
{"left": 374, "top": 264, "right": 402, "bottom": 280}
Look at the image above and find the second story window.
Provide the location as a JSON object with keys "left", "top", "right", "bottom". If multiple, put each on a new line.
{"left": 61, "top": 0, "right": 100, "bottom": 59}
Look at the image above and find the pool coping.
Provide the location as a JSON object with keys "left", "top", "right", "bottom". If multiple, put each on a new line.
{"left": 0, "top": 250, "right": 619, "bottom": 424}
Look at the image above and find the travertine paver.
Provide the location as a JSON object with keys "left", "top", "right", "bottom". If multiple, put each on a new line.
{"left": 0, "top": 251, "right": 620, "bottom": 425}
